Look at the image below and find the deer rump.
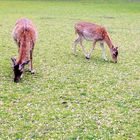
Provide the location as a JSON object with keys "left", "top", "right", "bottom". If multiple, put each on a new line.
{"left": 13, "top": 19, "right": 37, "bottom": 52}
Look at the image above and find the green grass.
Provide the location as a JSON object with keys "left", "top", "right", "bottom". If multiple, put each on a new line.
{"left": 0, "top": 0, "right": 140, "bottom": 139}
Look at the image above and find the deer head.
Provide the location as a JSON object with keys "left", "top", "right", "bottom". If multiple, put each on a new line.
{"left": 111, "top": 47, "right": 118, "bottom": 63}
{"left": 11, "top": 57, "right": 30, "bottom": 83}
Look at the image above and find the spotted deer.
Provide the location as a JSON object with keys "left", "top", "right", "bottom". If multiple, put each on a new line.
{"left": 11, "top": 18, "right": 37, "bottom": 82}
{"left": 72, "top": 22, "right": 118, "bottom": 63}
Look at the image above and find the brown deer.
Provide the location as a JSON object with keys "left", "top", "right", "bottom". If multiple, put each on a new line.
{"left": 11, "top": 18, "right": 37, "bottom": 82}
{"left": 72, "top": 22, "right": 118, "bottom": 63}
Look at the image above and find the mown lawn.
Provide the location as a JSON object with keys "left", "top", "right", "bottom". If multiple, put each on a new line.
{"left": 0, "top": 0, "right": 140, "bottom": 139}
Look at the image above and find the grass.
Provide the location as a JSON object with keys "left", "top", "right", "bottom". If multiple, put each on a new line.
{"left": 0, "top": 0, "right": 140, "bottom": 139}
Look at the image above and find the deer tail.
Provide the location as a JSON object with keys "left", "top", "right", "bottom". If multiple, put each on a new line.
{"left": 23, "top": 19, "right": 29, "bottom": 32}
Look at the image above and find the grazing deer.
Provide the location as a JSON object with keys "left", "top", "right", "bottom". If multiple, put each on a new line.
{"left": 72, "top": 22, "right": 118, "bottom": 63}
{"left": 11, "top": 18, "right": 37, "bottom": 82}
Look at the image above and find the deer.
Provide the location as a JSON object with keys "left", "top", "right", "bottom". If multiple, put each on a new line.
{"left": 11, "top": 18, "right": 37, "bottom": 83}
{"left": 72, "top": 22, "right": 118, "bottom": 63}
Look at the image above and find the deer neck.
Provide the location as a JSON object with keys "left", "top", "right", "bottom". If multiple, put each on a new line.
{"left": 17, "top": 41, "right": 30, "bottom": 64}
{"left": 104, "top": 34, "right": 114, "bottom": 50}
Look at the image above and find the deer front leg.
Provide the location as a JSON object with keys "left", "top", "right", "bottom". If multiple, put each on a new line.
{"left": 29, "top": 48, "right": 35, "bottom": 74}
{"left": 100, "top": 42, "right": 107, "bottom": 61}
{"left": 86, "top": 41, "right": 96, "bottom": 59}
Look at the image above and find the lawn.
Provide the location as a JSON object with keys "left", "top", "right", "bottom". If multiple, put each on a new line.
{"left": 0, "top": 0, "right": 140, "bottom": 139}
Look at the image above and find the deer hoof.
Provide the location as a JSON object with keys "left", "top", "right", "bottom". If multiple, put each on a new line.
{"left": 104, "top": 58, "right": 108, "bottom": 61}
{"left": 31, "top": 70, "right": 35, "bottom": 74}
{"left": 29, "top": 69, "right": 35, "bottom": 74}
{"left": 86, "top": 54, "right": 90, "bottom": 59}
{"left": 73, "top": 53, "right": 77, "bottom": 56}
{"left": 86, "top": 56, "right": 90, "bottom": 59}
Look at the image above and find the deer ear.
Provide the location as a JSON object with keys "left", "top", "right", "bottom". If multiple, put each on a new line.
{"left": 24, "top": 60, "right": 30, "bottom": 65}
{"left": 19, "top": 60, "right": 30, "bottom": 70}
{"left": 19, "top": 64, "right": 23, "bottom": 71}
{"left": 11, "top": 57, "right": 16, "bottom": 66}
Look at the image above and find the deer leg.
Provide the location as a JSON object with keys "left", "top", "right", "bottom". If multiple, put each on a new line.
{"left": 100, "top": 42, "right": 107, "bottom": 61}
{"left": 29, "top": 47, "right": 35, "bottom": 74}
{"left": 79, "top": 38, "right": 88, "bottom": 58}
{"left": 72, "top": 36, "right": 81, "bottom": 55}
{"left": 86, "top": 41, "right": 96, "bottom": 59}
{"left": 18, "top": 42, "right": 20, "bottom": 53}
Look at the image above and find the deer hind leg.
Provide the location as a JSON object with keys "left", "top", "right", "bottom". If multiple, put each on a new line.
{"left": 79, "top": 37, "right": 88, "bottom": 58}
{"left": 100, "top": 42, "right": 107, "bottom": 61}
{"left": 72, "top": 35, "right": 81, "bottom": 55}
{"left": 29, "top": 44, "right": 35, "bottom": 74}
{"left": 86, "top": 41, "right": 96, "bottom": 59}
